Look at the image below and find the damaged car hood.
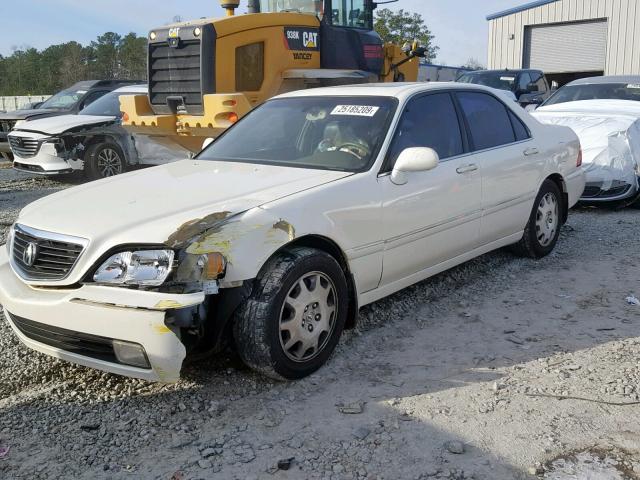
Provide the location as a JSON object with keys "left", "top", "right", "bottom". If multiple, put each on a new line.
{"left": 18, "top": 160, "right": 352, "bottom": 247}
{"left": 11, "top": 114, "right": 116, "bottom": 136}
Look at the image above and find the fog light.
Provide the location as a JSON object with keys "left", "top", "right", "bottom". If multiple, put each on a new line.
{"left": 112, "top": 340, "right": 150, "bottom": 369}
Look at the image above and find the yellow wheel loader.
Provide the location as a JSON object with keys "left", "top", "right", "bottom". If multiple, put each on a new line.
{"left": 120, "top": 0, "right": 425, "bottom": 153}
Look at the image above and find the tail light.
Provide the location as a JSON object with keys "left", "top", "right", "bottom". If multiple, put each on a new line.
{"left": 576, "top": 148, "right": 583, "bottom": 167}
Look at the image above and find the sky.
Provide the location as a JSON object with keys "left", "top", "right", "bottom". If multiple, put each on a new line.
{"left": 0, "top": 0, "right": 523, "bottom": 66}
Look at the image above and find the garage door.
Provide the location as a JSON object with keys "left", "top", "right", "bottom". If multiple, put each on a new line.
{"left": 524, "top": 20, "right": 608, "bottom": 73}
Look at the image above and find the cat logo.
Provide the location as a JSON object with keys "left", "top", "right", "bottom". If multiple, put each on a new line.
{"left": 303, "top": 32, "right": 318, "bottom": 49}
{"left": 283, "top": 27, "right": 320, "bottom": 52}
{"left": 169, "top": 27, "right": 180, "bottom": 38}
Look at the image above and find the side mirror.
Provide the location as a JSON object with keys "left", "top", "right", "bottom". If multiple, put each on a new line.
{"left": 202, "top": 137, "right": 215, "bottom": 150}
{"left": 391, "top": 147, "right": 439, "bottom": 185}
{"left": 551, "top": 81, "right": 559, "bottom": 91}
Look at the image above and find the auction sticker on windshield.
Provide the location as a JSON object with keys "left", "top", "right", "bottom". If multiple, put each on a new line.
{"left": 331, "top": 105, "right": 380, "bottom": 117}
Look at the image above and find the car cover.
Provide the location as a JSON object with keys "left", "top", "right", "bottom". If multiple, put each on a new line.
{"left": 533, "top": 100, "right": 640, "bottom": 190}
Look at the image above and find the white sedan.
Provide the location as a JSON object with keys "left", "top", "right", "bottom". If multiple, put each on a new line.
{"left": 0, "top": 83, "right": 585, "bottom": 382}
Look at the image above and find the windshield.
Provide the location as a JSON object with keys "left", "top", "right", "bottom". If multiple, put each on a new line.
{"left": 198, "top": 96, "right": 397, "bottom": 172}
{"left": 458, "top": 72, "right": 517, "bottom": 92}
{"left": 80, "top": 91, "right": 132, "bottom": 117}
{"left": 543, "top": 82, "right": 640, "bottom": 106}
{"left": 39, "top": 88, "right": 85, "bottom": 111}
{"left": 259, "top": 0, "right": 322, "bottom": 14}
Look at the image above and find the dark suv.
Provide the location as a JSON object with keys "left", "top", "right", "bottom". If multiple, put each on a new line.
{"left": 457, "top": 69, "right": 553, "bottom": 107}
{"left": 0, "top": 80, "right": 140, "bottom": 160}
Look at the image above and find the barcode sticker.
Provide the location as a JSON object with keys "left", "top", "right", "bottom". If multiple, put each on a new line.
{"left": 331, "top": 105, "right": 380, "bottom": 117}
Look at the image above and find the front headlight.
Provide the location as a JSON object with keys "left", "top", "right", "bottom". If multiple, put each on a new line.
{"left": 14, "top": 120, "right": 25, "bottom": 128}
{"left": 93, "top": 250, "right": 174, "bottom": 286}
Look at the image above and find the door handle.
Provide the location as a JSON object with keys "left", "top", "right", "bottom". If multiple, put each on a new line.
{"left": 456, "top": 164, "right": 478, "bottom": 174}
{"left": 523, "top": 147, "right": 539, "bottom": 156}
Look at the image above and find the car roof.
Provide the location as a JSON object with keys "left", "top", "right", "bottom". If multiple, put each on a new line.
{"left": 567, "top": 75, "right": 640, "bottom": 86}
{"left": 275, "top": 82, "right": 512, "bottom": 101}
{"left": 462, "top": 69, "right": 539, "bottom": 75}
{"left": 66, "top": 80, "right": 146, "bottom": 91}
{"left": 112, "top": 85, "right": 149, "bottom": 94}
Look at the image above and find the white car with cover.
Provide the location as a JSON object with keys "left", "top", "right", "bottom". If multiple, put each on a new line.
{"left": 533, "top": 76, "right": 640, "bottom": 207}
{"left": 0, "top": 83, "right": 585, "bottom": 382}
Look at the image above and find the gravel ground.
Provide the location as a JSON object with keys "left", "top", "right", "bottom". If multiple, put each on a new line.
{"left": 1, "top": 164, "right": 640, "bottom": 479}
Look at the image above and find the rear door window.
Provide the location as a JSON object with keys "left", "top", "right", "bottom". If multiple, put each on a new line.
{"left": 387, "top": 92, "right": 464, "bottom": 169}
{"left": 509, "top": 110, "right": 530, "bottom": 142}
{"left": 456, "top": 92, "right": 516, "bottom": 151}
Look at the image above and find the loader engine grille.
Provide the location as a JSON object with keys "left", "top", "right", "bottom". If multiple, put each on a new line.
{"left": 11, "top": 224, "right": 86, "bottom": 281}
{"left": 8, "top": 136, "right": 41, "bottom": 158}
{"left": 149, "top": 39, "right": 204, "bottom": 114}
{"left": 147, "top": 25, "right": 215, "bottom": 116}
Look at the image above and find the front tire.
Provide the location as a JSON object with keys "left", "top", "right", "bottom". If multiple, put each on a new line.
{"left": 84, "top": 142, "right": 126, "bottom": 180}
{"left": 233, "top": 247, "right": 349, "bottom": 380}
{"left": 510, "top": 179, "right": 563, "bottom": 259}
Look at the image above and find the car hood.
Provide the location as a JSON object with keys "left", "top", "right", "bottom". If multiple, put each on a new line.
{"left": 0, "top": 109, "right": 66, "bottom": 121}
{"left": 18, "top": 160, "right": 352, "bottom": 248}
{"left": 535, "top": 100, "right": 640, "bottom": 118}
{"left": 11, "top": 114, "right": 116, "bottom": 136}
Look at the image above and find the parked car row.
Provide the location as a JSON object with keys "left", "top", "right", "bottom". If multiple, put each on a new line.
{"left": 0, "top": 80, "right": 143, "bottom": 172}
{"left": 7, "top": 85, "right": 184, "bottom": 180}
{"left": 0, "top": 82, "right": 586, "bottom": 382}
{"left": 5, "top": 73, "right": 639, "bottom": 210}
{"left": 459, "top": 71, "right": 640, "bottom": 208}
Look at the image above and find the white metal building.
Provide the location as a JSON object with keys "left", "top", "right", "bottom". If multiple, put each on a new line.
{"left": 487, "top": 0, "right": 640, "bottom": 85}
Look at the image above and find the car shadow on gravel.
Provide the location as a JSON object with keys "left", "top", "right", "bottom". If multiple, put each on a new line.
{"left": 1, "top": 208, "right": 640, "bottom": 479}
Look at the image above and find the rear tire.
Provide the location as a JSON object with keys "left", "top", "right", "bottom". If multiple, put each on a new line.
{"left": 84, "top": 142, "right": 126, "bottom": 180}
{"left": 233, "top": 247, "right": 348, "bottom": 381}
{"left": 510, "top": 179, "right": 563, "bottom": 259}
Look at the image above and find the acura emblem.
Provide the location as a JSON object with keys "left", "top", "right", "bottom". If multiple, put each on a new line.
{"left": 23, "top": 242, "right": 38, "bottom": 267}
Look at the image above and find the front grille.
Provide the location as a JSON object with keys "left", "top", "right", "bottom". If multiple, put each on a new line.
{"left": 11, "top": 224, "right": 86, "bottom": 281}
{"left": 9, "top": 313, "right": 120, "bottom": 364}
{"left": 8, "top": 136, "right": 41, "bottom": 158}
{"left": 0, "top": 120, "right": 16, "bottom": 133}
{"left": 149, "top": 39, "right": 203, "bottom": 112}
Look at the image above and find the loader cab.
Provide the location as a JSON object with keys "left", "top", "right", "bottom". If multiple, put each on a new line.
{"left": 321, "top": 0, "right": 383, "bottom": 76}
{"left": 258, "top": 0, "right": 382, "bottom": 76}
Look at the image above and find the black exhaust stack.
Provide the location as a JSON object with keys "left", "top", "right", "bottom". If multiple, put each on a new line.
{"left": 247, "top": 0, "right": 260, "bottom": 13}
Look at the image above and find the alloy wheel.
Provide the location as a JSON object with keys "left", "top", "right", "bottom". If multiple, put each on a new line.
{"left": 535, "top": 192, "right": 559, "bottom": 247}
{"left": 279, "top": 271, "right": 338, "bottom": 363}
{"left": 96, "top": 148, "right": 123, "bottom": 177}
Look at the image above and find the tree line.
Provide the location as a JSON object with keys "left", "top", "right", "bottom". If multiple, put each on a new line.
{"left": 0, "top": 32, "right": 147, "bottom": 96}
{"left": 0, "top": 8, "right": 443, "bottom": 96}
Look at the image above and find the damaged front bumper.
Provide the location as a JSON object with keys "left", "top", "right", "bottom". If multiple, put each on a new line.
{"left": 580, "top": 175, "right": 640, "bottom": 203}
{"left": 0, "top": 249, "right": 205, "bottom": 382}
{"left": 11, "top": 138, "right": 80, "bottom": 175}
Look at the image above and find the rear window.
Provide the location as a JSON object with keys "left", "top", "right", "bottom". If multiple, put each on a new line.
{"left": 457, "top": 92, "right": 516, "bottom": 151}
{"left": 458, "top": 72, "right": 517, "bottom": 92}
